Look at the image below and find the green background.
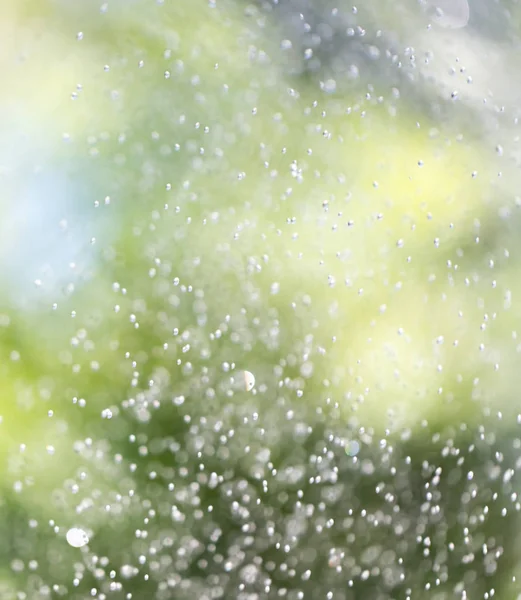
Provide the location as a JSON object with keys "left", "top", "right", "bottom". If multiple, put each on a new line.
{"left": 2, "top": 1, "right": 521, "bottom": 598}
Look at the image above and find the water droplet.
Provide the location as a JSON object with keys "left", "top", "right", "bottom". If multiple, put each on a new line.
{"left": 346, "top": 441, "right": 360, "bottom": 457}
{"left": 66, "top": 527, "right": 89, "bottom": 548}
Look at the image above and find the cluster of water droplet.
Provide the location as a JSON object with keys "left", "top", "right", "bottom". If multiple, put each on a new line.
{"left": 3, "top": 0, "right": 521, "bottom": 599}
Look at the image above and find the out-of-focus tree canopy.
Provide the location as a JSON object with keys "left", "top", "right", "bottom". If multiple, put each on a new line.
{"left": 2, "top": 1, "right": 521, "bottom": 599}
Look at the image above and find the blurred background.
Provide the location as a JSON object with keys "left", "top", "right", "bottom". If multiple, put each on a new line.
{"left": 2, "top": 0, "right": 521, "bottom": 598}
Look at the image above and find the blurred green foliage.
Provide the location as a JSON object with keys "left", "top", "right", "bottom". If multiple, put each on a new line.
{"left": 2, "top": 1, "right": 521, "bottom": 599}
